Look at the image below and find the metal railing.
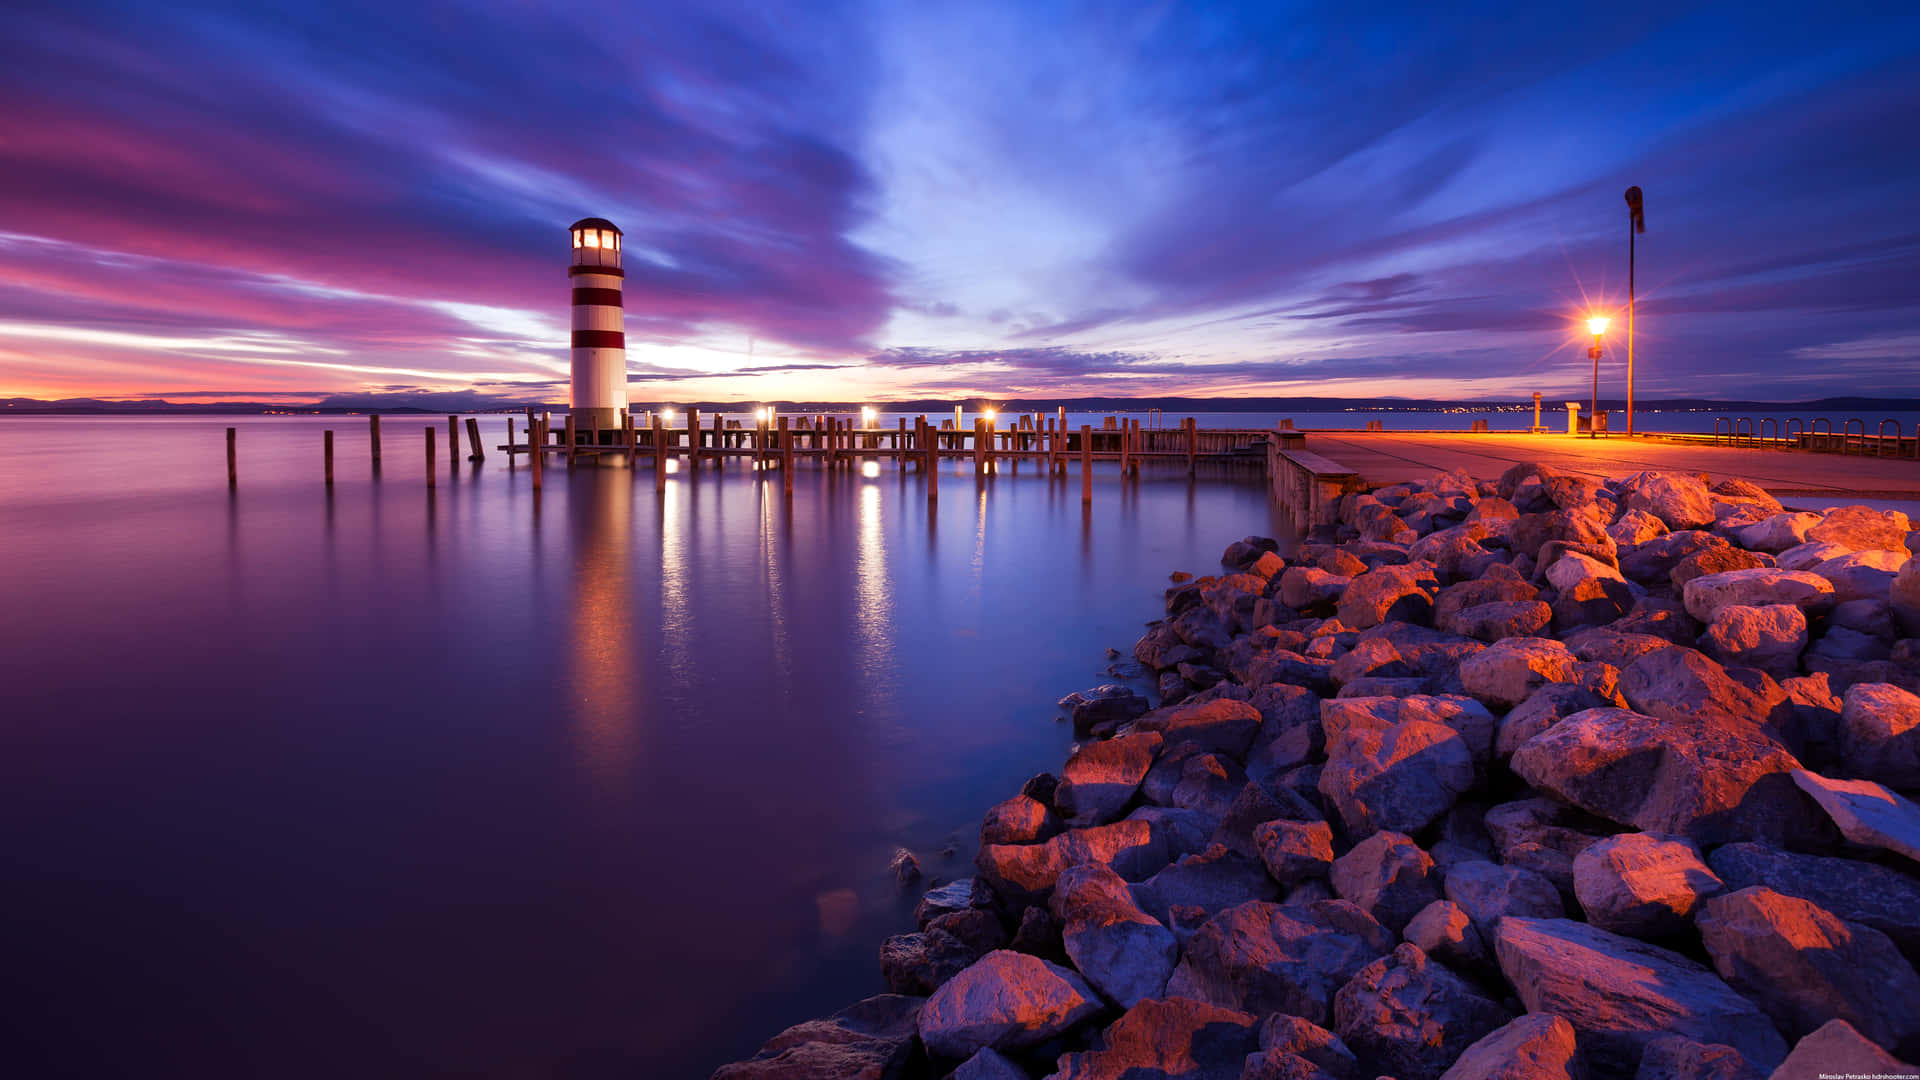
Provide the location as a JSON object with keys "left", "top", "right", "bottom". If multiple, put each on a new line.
{"left": 1712, "top": 415, "right": 1915, "bottom": 458}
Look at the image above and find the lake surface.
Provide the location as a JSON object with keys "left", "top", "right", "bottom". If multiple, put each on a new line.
{"left": 0, "top": 416, "right": 1284, "bottom": 1078}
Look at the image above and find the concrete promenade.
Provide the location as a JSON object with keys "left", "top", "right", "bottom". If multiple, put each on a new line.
{"left": 1304, "top": 431, "right": 1920, "bottom": 501}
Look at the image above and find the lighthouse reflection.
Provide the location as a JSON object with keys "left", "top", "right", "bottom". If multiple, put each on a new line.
{"left": 566, "top": 466, "right": 640, "bottom": 794}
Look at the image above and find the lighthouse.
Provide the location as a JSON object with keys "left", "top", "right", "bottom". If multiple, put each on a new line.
{"left": 568, "top": 217, "right": 626, "bottom": 436}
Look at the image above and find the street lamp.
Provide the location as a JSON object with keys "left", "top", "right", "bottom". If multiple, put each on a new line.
{"left": 1586, "top": 316, "right": 1609, "bottom": 439}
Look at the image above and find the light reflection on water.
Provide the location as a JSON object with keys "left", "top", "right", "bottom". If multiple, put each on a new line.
{"left": 0, "top": 416, "right": 1283, "bottom": 1079}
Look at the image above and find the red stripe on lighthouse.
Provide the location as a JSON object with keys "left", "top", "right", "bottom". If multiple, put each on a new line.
{"left": 571, "top": 288, "right": 623, "bottom": 307}
{"left": 571, "top": 330, "right": 625, "bottom": 349}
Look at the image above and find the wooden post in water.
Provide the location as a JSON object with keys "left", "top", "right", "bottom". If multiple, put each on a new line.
{"left": 1080, "top": 424, "right": 1093, "bottom": 503}
{"left": 448, "top": 415, "right": 460, "bottom": 463}
{"left": 426, "top": 427, "right": 436, "bottom": 488}
{"left": 652, "top": 412, "right": 666, "bottom": 488}
{"left": 973, "top": 418, "right": 986, "bottom": 476}
{"left": 779, "top": 416, "right": 793, "bottom": 493}
{"left": 466, "top": 417, "right": 484, "bottom": 462}
{"left": 565, "top": 414, "right": 577, "bottom": 466}
{"left": 370, "top": 414, "right": 382, "bottom": 464}
{"left": 226, "top": 427, "right": 237, "bottom": 489}
{"left": 711, "top": 412, "right": 723, "bottom": 470}
{"left": 686, "top": 407, "right": 700, "bottom": 467}
{"left": 1118, "top": 419, "right": 1130, "bottom": 476}
{"left": 324, "top": 429, "right": 334, "bottom": 486}
{"left": 897, "top": 417, "right": 907, "bottom": 468}
{"left": 1186, "top": 417, "right": 1197, "bottom": 476}
{"left": 531, "top": 419, "right": 543, "bottom": 489}
{"left": 507, "top": 417, "right": 516, "bottom": 455}
{"left": 926, "top": 419, "right": 939, "bottom": 502}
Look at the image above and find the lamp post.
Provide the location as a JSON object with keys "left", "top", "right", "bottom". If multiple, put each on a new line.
{"left": 1587, "top": 316, "right": 1609, "bottom": 439}
{"left": 1624, "top": 186, "right": 1645, "bottom": 436}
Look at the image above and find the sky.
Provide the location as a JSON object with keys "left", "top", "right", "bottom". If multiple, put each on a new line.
{"left": 1, "top": 0, "right": 1916, "bottom": 407}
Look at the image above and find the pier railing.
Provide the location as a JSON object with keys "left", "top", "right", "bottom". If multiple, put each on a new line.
{"left": 1712, "top": 416, "right": 1919, "bottom": 459}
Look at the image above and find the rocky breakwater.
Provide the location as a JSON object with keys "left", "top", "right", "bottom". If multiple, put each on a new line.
{"left": 712, "top": 464, "right": 1920, "bottom": 1080}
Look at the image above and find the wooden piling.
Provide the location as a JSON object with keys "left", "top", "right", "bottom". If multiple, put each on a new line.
{"left": 778, "top": 416, "right": 794, "bottom": 493}
{"left": 926, "top": 420, "right": 938, "bottom": 502}
{"left": 448, "top": 415, "right": 460, "bottom": 462}
{"left": 1186, "top": 417, "right": 1197, "bottom": 476}
{"left": 426, "top": 427, "right": 436, "bottom": 487}
{"left": 974, "top": 418, "right": 986, "bottom": 476}
{"left": 711, "top": 412, "right": 723, "bottom": 470}
{"left": 687, "top": 408, "right": 700, "bottom": 466}
{"left": 652, "top": 412, "right": 666, "bottom": 488}
{"left": 1118, "top": 419, "right": 1130, "bottom": 476}
{"left": 466, "top": 417, "right": 484, "bottom": 462}
{"left": 628, "top": 414, "right": 638, "bottom": 465}
{"left": 324, "top": 429, "right": 334, "bottom": 486}
{"left": 565, "top": 414, "right": 577, "bottom": 465}
{"left": 226, "top": 427, "right": 236, "bottom": 489}
{"left": 1081, "top": 424, "right": 1093, "bottom": 503}
{"left": 531, "top": 420, "right": 543, "bottom": 489}
{"left": 370, "top": 414, "right": 382, "bottom": 464}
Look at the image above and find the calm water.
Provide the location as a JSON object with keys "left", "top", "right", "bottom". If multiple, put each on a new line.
{"left": 0, "top": 416, "right": 1283, "bottom": 1079}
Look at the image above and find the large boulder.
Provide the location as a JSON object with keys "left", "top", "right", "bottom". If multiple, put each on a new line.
{"left": 916, "top": 951, "right": 1104, "bottom": 1060}
{"left": 1618, "top": 646, "right": 1794, "bottom": 738}
{"left": 1789, "top": 770, "right": 1920, "bottom": 862}
{"left": 1494, "top": 916, "right": 1788, "bottom": 1074}
{"left": 1806, "top": 505, "right": 1911, "bottom": 552}
{"left": 1049, "top": 864, "right": 1179, "bottom": 1008}
{"left": 1839, "top": 682, "right": 1920, "bottom": 790}
{"left": 982, "top": 794, "right": 1064, "bottom": 847}
{"left": 1330, "top": 831, "right": 1441, "bottom": 933}
{"left": 1442, "top": 859, "right": 1564, "bottom": 938}
{"left": 1047, "top": 997, "right": 1259, "bottom": 1080}
{"left": 1812, "top": 550, "right": 1906, "bottom": 606}
{"left": 1632, "top": 1035, "right": 1766, "bottom": 1080}
{"left": 978, "top": 817, "right": 1177, "bottom": 903}
{"left": 1282, "top": 567, "right": 1353, "bottom": 615}
{"left": 1732, "top": 512, "right": 1822, "bottom": 554}
{"left": 1572, "top": 832, "right": 1723, "bottom": 938}
{"left": 1768, "top": 1020, "right": 1916, "bottom": 1078}
{"left": 1135, "top": 699, "right": 1263, "bottom": 759}
{"left": 1166, "top": 900, "right": 1393, "bottom": 1025}
{"left": 1894, "top": 560, "right": 1920, "bottom": 637}
{"left": 712, "top": 994, "right": 924, "bottom": 1080}
{"left": 1448, "top": 601, "right": 1554, "bottom": 643}
{"left": 1622, "top": 531, "right": 1729, "bottom": 588}
{"left": 1511, "top": 707, "right": 1825, "bottom": 848}
{"left": 1708, "top": 842, "right": 1920, "bottom": 959}
{"left": 1405, "top": 899, "right": 1492, "bottom": 973}
{"left": 1611, "top": 508, "right": 1670, "bottom": 547}
{"left": 1254, "top": 819, "right": 1335, "bottom": 886}
{"left": 1548, "top": 551, "right": 1638, "bottom": 629}
{"left": 1460, "top": 637, "right": 1579, "bottom": 709}
{"left": 1057, "top": 732, "right": 1163, "bottom": 826}
{"left": 1253, "top": 1014, "right": 1361, "bottom": 1080}
{"left": 1683, "top": 569, "right": 1834, "bottom": 624}
{"left": 1496, "top": 683, "right": 1614, "bottom": 759}
{"left": 1697, "top": 886, "right": 1920, "bottom": 1053}
{"left": 1337, "top": 564, "right": 1438, "bottom": 630}
{"left": 950, "top": 1047, "right": 1026, "bottom": 1080}
{"left": 1333, "top": 943, "right": 1513, "bottom": 1080}
{"left": 1062, "top": 685, "right": 1152, "bottom": 732}
{"left": 1628, "top": 474, "right": 1718, "bottom": 530}
{"left": 1436, "top": 1014, "right": 1579, "bottom": 1080}
{"left": 880, "top": 929, "right": 981, "bottom": 995}
{"left": 1700, "top": 605, "right": 1807, "bottom": 679}
{"left": 1130, "top": 845, "right": 1280, "bottom": 929}
{"left": 1319, "top": 717, "right": 1476, "bottom": 838}
{"left": 1671, "top": 547, "right": 1771, "bottom": 593}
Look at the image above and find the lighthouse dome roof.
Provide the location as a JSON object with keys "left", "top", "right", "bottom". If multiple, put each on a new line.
{"left": 569, "top": 216, "right": 622, "bottom": 234}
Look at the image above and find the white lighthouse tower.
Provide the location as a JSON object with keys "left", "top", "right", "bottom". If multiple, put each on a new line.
{"left": 568, "top": 217, "right": 626, "bottom": 436}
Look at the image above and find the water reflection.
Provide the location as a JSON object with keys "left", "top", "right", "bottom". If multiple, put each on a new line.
{"left": 568, "top": 468, "right": 640, "bottom": 795}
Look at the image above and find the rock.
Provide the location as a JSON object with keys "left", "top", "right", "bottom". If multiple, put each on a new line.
{"left": 1612, "top": 508, "right": 1671, "bottom": 546}
{"left": 1894, "top": 560, "right": 1920, "bottom": 637}
{"left": 1062, "top": 685, "right": 1151, "bottom": 732}
{"left": 1732, "top": 512, "right": 1822, "bottom": 554}
{"left": 1563, "top": 624, "right": 1677, "bottom": 668}
{"left": 951, "top": 1047, "right": 1027, "bottom": 1080}
{"left": 1049, "top": 864, "right": 1179, "bottom": 1008}
{"left": 1698, "top": 886, "right": 1920, "bottom": 1052}
{"left": 1700, "top": 605, "right": 1808, "bottom": 679}
{"left": 1254, "top": 819, "right": 1335, "bottom": 886}
{"left": 1622, "top": 531, "right": 1728, "bottom": 587}
{"left": 1057, "top": 732, "right": 1163, "bottom": 827}
{"left": 983, "top": 794, "right": 1064, "bottom": 847}
{"left": 1628, "top": 474, "right": 1718, "bottom": 530}
{"left": 1135, "top": 699, "right": 1263, "bottom": 758}
{"left": 977, "top": 818, "right": 1176, "bottom": 903}
{"left": 1436, "top": 1013, "right": 1579, "bottom": 1080}
{"left": 1436, "top": 578, "right": 1540, "bottom": 632}
{"left": 1009, "top": 905, "right": 1068, "bottom": 965}
{"left": 1404, "top": 900, "right": 1491, "bottom": 972}
{"left": 1257, "top": 1014, "right": 1361, "bottom": 1079}
{"left": 1634, "top": 1035, "right": 1766, "bottom": 1080}
{"left": 1165, "top": 900, "right": 1392, "bottom": 1025}
{"left": 1620, "top": 646, "right": 1795, "bottom": 738}
{"left": 1839, "top": 682, "right": 1920, "bottom": 789}
{"left": 1790, "top": 770, "right": 1920, "bottom": 862}
{"left": 1329, "top": 831, "right": 1441, "bottom": 933}
{"left": 713, "top": 994, "right": 924, "bottom": 1080}
{"left": 1511, "top": 707, "right": 1825, "bottom": 848}
{"left": 1496, "top": 683, "right": 1612, "bottom": 759}
{"left": 917, "top": 880, "right": 980, "bottom": 927}
{"left": 1130, "top": 844, "right": 1280, "bottom": 929}
{"left": 1572, "top": 832, "right": 1723, "bottom": 937}
{"left": 889, "top": 848, "right": 922, "bottom": 889}
{"left": 1337, "top": 564, "right": 1437, "bottom": 630}
{"left": 1449, "top": 601, "right": 1554, "bottom": 643}
{"left": 881, "top": 928, "right": 980, "bottom": 995}
{"left": 1047, "top": 996, "right": 1258, "bottom": 1080}
{"left": 916, "top": 951, "right": 1104, "bottom": 1060}
{"left": 1334, "top": 943, "right": 1513, "bottom": 1080}
{"left": 1319, "top": 716, "right": 1475, "bottom": 838}
{"left": 1671, "top": 547, "right": 1771, "bottom": 593}
{"left": 1712, "top": 478, "right": 1784, "bottom": 512}
{"left": 1767, "top": 1020, "right": 1915, "bottom": 1079}
{"left": 1549, "top": 551, "right": 1638, "bottom": 629}
{"left": 1683, "top": 569, "right": 1835, "bottom": 624}
{"left": 1807, "top": 505, "right": 1911, "bottom": 552}
{"left": 1459, "top": 637, "right": 1580, "bottom": 709}
{"left": 1708, "top": 842, "right": 1920, "bottom": 958}
{"left": 1249, "top": 550, "right": 1287, "bottom": 581}
{"left": 1776, "top": 540, "right": 1850, "bottom": 572}
{"left": 1830, "top": 596, "right": 1898, "bottom": 641}
{"left": 1224, "top": 536, "right": 1281, "bottom": 569}
{"left": 1495, "top": 916, "right": 1788, "bottom": 1075}
{"left": 1813, "top": 550, "right": 1906, "bottom": 605}
{"left": 930, "top": 909, "right": 1010, "bottom": 956}
{"left": 1443, "top": 859, "right": 1564, "bottom": 938}
{"left": 1283, "top": 567, "right": 1354, "bottom": 615}
{"left": 1171, "top": 754, "right": 1249, "bottom": 820}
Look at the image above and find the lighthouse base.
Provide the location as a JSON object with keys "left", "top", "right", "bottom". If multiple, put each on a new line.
{"left": 569, "top": 406, "right": 623, "bottom": 438}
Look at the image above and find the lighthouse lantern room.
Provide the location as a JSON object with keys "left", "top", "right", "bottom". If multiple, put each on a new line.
{"left": 568, "top": 217, "right": 627, "bottom": 435}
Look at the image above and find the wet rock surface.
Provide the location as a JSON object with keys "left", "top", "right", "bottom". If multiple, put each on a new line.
{"left": 714, "top": 471, "right": 1920, "bottom": 1080}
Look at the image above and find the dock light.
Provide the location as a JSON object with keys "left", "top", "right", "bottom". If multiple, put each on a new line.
{"left": 983, "top": 408, "right": 996, "bottom": 422}
{"left": 861, "top": 405, "right": 876, "bottom": 427}
{"left": 661, "top": 407, "right": 676, "bottom": 423}
{"left": 1585, "top": 315, "right": 1609, "bottom": 439}
{"left": 1587, "top": 316, "right": 1610, "bottom": 337}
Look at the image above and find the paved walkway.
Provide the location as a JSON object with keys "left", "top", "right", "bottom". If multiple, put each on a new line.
{"left": 1303, "top": 432, "right": 1920, "bottom": 499}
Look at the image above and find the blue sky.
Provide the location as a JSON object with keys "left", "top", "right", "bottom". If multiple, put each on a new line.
{"left": 1, "top": 0, "right": 1915, "bottom": 403}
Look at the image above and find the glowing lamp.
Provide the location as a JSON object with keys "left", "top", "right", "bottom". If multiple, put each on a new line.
{"left": 661, "top": 407, "right": 676, "bottom": 422}
{"left": 983, "top": 408, "right": 996, "bottom": 421}
{"left": 1587, "top": 316, "right": 1610, "bottom": 337}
